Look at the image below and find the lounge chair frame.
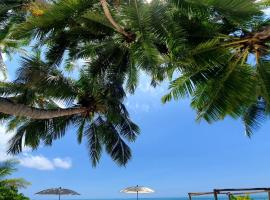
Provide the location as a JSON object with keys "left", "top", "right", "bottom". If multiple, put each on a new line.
{"left": 188, "top": 187, "right": 270, "bottom": 200}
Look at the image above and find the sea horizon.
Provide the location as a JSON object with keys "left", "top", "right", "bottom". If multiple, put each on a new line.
{"left": 32, "top": 196, "right": 270, "bottom": 200}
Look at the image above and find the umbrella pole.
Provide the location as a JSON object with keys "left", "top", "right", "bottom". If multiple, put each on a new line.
{"left": 59, "top": 187, "right": 61, "bottom": 200}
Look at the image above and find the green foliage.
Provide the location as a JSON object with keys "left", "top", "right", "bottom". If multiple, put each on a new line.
{"left": 230, "top": 195, "right": 252, "bottom": 200}
{"left": 1, "top": 52, "right": 140, "bottom": 166}
{"left": 0, "top": 160, "right": 30, "bottom": 200}
{"left": 0, "top": 0, "right": 30, "bottom": 78}
{"left": 0, "top": 186, "right": 29, "bottom": 200}
{"left": 1, "top": 0, "right": 270, "bottom": 167}
{"left": 161, "top": 0, "right": 270, "bottom": 135}
{"left": 0, "top": 160, "right": 30, "bottom": 189}
{"left": 0, "top": 160, "right": 16, "bottom": 178}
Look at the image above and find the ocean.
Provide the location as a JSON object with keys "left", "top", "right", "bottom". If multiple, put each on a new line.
{"left": 34, "top": 197, "right": 270, "bottom": 200}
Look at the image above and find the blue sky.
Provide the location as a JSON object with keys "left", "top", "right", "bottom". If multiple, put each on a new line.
{"left": 2, "top": 53, "right": 270, "bottom": 200}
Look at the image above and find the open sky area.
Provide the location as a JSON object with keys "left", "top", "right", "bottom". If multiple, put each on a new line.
{"left": 1, "top": 52, "right": 270, "bottom": 200}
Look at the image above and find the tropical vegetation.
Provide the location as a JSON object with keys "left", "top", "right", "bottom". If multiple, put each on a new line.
{"left": 230, "top": 195, "right": 252, "bottom": 200}
{"left": 0, "top": 160, "right": 30, "bottom": 188}
{"left": 0, "top": 160, "right": 30, "bottom": 200}
{"left": 0, "top": 186, "right": 30, "bottom": 200}
{"left": 1, "top": 0, "right": 270, "bottom": 166}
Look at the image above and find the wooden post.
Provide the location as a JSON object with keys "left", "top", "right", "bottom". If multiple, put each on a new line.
{"left": 188, "top": 193, "right": 192, "bottom": 200}
{"left": 267, "top": 191, "right": 270, "bottom": 200}
{"left": 214, "top": 190, "right": 218, "bottom": 200}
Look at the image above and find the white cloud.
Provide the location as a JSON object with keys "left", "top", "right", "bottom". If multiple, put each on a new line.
{"left": 0, "top": 124, "right": 72, "bottom": 171}
{"left": 263, "top": 8, "right": 270, "bottom": 15}
{"left": 125, "top": 101, "right": 151, "bottom": 113}
{"left": 0, "top": 151, "right": 12, "bottom": 162}
{"left": 0, "top": 126, "right": 14, "bottom": 161}
{"left": 19, "top": 154, "right": 72, "bottom": 170}
{"left": 0, "top": 125, "right": 32, "bottom": 161}
{"left": 138, "top": 103, "right": 150, "bottom": 112}
{"left": 136, "top": 73, "right": 167, "bottom": 97}
{"left": 53, "top": 157, "right": 72, "bottom": 169}
{"left": 19, "top": 154, "right": 55, "bottom": 170}
{"left": 124, "top": 72, "right": 169, "bottom": 114}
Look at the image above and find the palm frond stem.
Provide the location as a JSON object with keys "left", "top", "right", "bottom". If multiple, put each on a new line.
{"left": 100, "top": 0, "right": 134, "bottom": 41}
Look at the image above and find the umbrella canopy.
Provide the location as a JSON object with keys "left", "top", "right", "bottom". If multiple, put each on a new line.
{"left": 121, "top": 185, "right": 154, "bottom": 200}
{"left": 36, "top": 187, "right": 80, "bottom": 200}
{"left": 121, "top": 186, "right": 155, "bottom": 193}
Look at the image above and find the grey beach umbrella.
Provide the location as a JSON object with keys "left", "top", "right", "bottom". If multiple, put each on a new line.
{"left": 121, "top": 185, "right": 154, "bottom": 200}
{"left": 36, "top": 187, "right": 80, "bottom": 200}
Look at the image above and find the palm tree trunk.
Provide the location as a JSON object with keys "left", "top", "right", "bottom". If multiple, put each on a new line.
{"left": 0, "top": 97, "right": 87, "bottom": 119}
{"left": 0, "top": 49, "right": 3, "bottom": 65}
{"left": 0, "top": 48, "right": 7, "bottom": 79}
{"left": 254, "top": 26, "right": 270, "bottom": 40}
{"left": 100, "top": 0, "right": 130, "bottom": 38}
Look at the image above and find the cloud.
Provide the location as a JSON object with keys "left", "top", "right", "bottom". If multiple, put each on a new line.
{"left": 0, "top": 125, "right": 72, "bottom": 171}
{"left": 19, "top": 154, "right": 55, "bottom": 170}
{"left": 19, "top": 154, "right": 72, "bottom": 170}
{"left": 53, "top": 157, "right": 72, "bottom": 169}
{"left": 0, "top": 126, "right": 14, "bottom": 161}
{"left": 135, "top": 103, "right": 150, "bottom": 112}
{"left": 124, "top": 73, "right": 169, "bottom": 114}
{"left": 136, "top": 73, "right": 167, "bottom": 96}
{"left": 126, "top": 101, "right": 150, "bottom": 113}
{"left": 0, "top": 125, "right": 32, "bottom": 161}
{"left": 263, "top": 8, "right": 270, "bottom": 15}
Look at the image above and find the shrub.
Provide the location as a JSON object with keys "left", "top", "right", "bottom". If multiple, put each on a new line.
{"left": 0, "top": 186, "right": 30, "bottom": 200}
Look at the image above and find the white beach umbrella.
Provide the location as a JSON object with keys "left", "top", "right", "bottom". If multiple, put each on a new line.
{"left": 36, "top": 187, "right": 80, "bottom": 200}
{"left": 121, "top": 185, "right": 155, "bottom": 200}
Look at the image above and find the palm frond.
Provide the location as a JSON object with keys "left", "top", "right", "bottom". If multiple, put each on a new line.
{"left": 76, "top": 118, "right": 86, "bottom": 144}
{"left": 1, "top": 178, "right": 30, "bottom": 189}
{"left": 0, "top": 160, "right": 17, "bottom": 179}
{"left": 192, "top": 61, "right": 255, "bottom": 122}
{"left": 0, "top": 160, "right": 29, "bottom": 189}
{"left": 102, "top": 122, "right": 132, "bottom": 166}
{"left": 125, "top": 57, "right": 139, "bottom": 94}
{"left": 242, "top": 100, "right": 267, "bottom": 137}
{"left": 256, "top": 60, "right": 270, "bottom": 110}
{"left": 84, "top": 117, "right": 103, "bottom": 167}
{"left": 8, "top": 116, "right": 75, "bottom": 155}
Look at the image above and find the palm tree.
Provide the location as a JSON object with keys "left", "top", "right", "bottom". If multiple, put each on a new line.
{"left": 0, "top": 0, "right": 30, "bottom": 78}
{"left": 0, "top": 0, "right": 165, "bottom": 166}
{"left": 0, "top": 160, "right": 30, "bottom": 189}
{"left": 0, "top": 52, "right": 139, "bottom": 166}
{"left": 0, "top": 0, "right": 269, "bottom": 166}
{"left": 161, "top": 0, "right": 270, "bottom": 136}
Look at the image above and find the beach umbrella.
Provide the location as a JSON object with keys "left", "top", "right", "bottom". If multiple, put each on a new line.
{"left": 36, "top": 187, "right": 80, "bottom": 200}
{"left": 121, "top": 185, "right": 154, "bottom": 200}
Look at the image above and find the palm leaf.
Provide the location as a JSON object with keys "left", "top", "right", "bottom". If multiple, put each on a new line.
{"left": 242, "top": 100, "right": 267, "bottom": 137}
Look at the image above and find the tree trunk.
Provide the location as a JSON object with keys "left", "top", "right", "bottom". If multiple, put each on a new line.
{"left": 0, "top": 48, "right": 7, "bottom": 80}
{"left": 0, "top": 97, "right": 87, "bottom": 119}
{"left": 100, "top": 0, "right": 130, "bottom": 38}
{"left": 254, "top": 26, "right": 270, "bottom": 40}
